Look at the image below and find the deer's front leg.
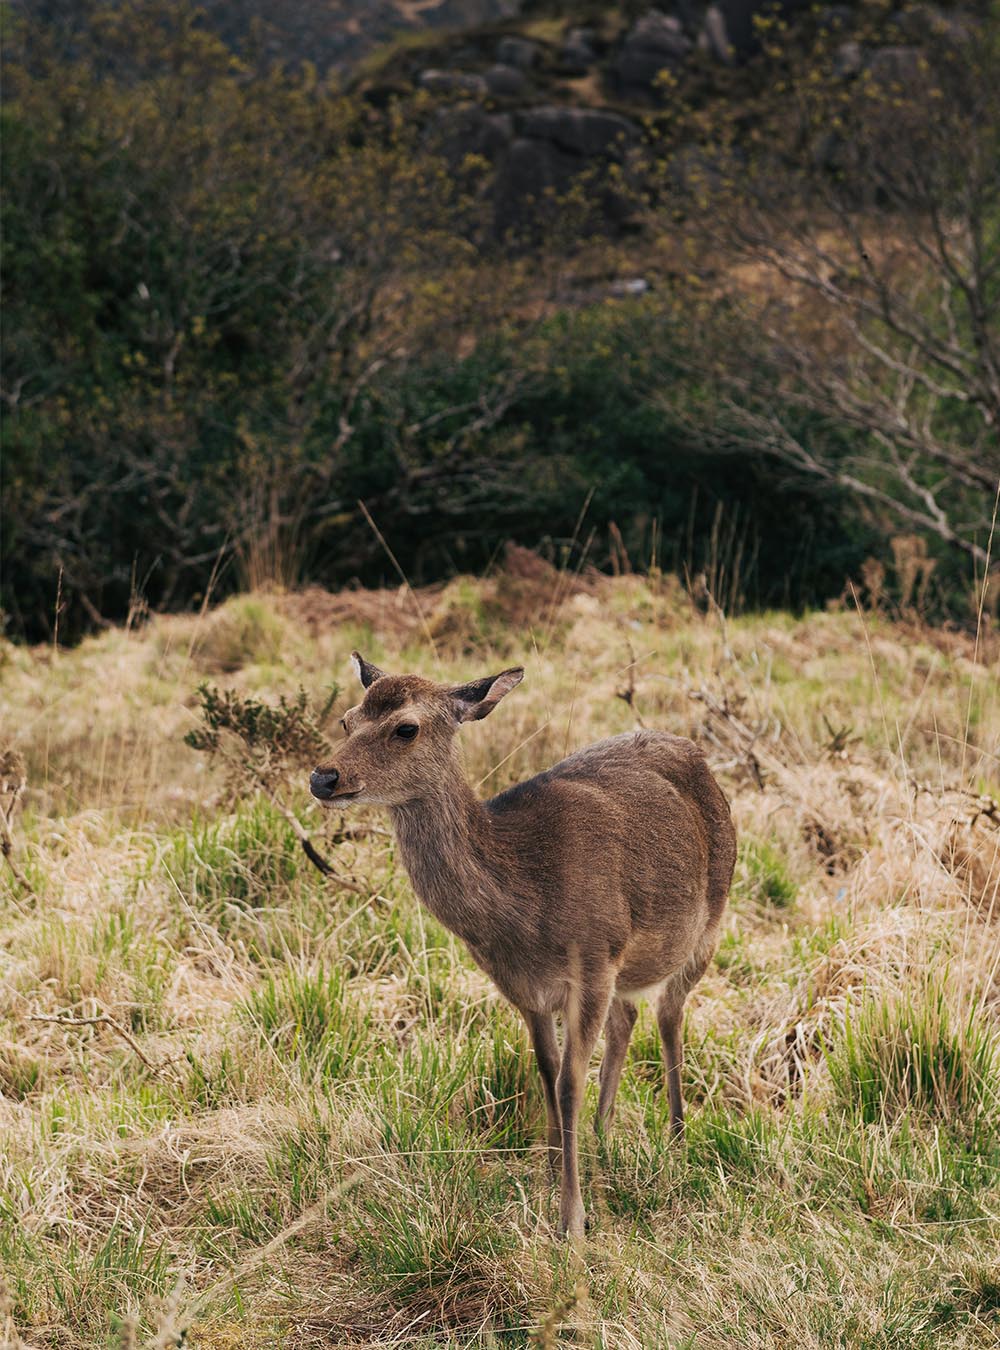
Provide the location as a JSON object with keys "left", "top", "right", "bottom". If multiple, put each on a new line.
{"left": 557, "top": 979, "right": 613, "bottom": 1239}
{"left": 525, "top": 1010, "right": 561, "bottom": 1178}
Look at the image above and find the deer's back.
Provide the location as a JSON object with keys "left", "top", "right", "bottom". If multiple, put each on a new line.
{"left": 485, "top": 731, "right": 735, "bottom": 994}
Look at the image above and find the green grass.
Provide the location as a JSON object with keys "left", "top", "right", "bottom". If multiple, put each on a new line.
{"left": 827, "top": 980, "right": 1000, "bottom": 1131}
{"left": 735, "top": 836, "right": 798, "bottom": 909}
{"left": 1, "top": 585, "right": 998, "bottom": 1347}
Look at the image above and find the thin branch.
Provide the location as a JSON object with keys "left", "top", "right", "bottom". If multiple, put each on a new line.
{"left": 28, "top": 1013, "right": 182, "bottom": 1079}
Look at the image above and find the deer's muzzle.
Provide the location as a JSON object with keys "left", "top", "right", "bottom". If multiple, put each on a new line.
{"left": 309, "top": 767, "right": 340, "bottom": 801}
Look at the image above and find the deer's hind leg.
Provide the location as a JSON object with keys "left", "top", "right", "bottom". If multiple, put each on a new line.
{"left": 596, "top": 998, "right": 638, "bottom": 1134}
{"left": 655, "top": 943, "right": 714, "bottom": 1140}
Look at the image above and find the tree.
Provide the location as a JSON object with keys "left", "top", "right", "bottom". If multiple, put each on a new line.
{"left": 1, "top": 4, "right": 502, "bottom": 635}
{"left": 658, "top": 5, "right": 1000, "bottom": 580}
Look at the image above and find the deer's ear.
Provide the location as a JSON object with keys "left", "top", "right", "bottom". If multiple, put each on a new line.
{"left": 449, "top": 667, "right": 524, "bottom": 722}
{"left": 351, "top": 651, "right": 387, "bottom": 689}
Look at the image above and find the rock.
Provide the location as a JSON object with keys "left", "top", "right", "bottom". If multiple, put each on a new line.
{"left": 702, "top": 6, "right": 732, "bottom": 64}
{"left": 717, "top": 0, "right": 761, "bottom": 58}
{"left": 493, "top": 131, "right": 637, "bottom": 235}
{"left": 609, "top": 277, "right": 650, "bottom": 297}
{"left": 426, "top": 105, "right": 513, "bottom": 168}
{"left": 614, "top": 10, "right": 692, "bottom": 97}
{"left": 418, "top": 68, "right": 487, "bottom": 97}
{"left": 833, "top": 40, "right": 863, "bottom": 79}
{"left": 518, "top": 106, "right": 637, "bottom": 158}
{"left": 484, "top": 63, "right": 529, "bottom": 98}
{"left": 492, "top": 110, "right": 640, "bottom": 235}
{"left": 495, "top": 35, "right": 540, "bottom": 70}
{"left": 702, "top": 0, "right": 814, "bottom": 63}
{"left": 865, "top": 45, "right": 923, "bottom": 87}
{"left": 494, "top": 137, "right": 574, "bottom": 231}
{"left": 559, "top": 27, "right": 598, "bottom": 75}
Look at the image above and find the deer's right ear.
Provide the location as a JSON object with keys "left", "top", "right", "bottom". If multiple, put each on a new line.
{"left": 351, "top": 651, "right": 387, "bottom": 689}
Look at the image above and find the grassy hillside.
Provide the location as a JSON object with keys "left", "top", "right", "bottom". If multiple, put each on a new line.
{"left": 1, "top": 565, "right": 999, "bottom": 1347}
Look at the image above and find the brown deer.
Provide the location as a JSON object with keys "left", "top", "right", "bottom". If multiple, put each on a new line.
{"left": 310, "top": 654, "right": 736, "bottom": 1238}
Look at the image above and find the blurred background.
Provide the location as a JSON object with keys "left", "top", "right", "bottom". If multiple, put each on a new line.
{"left": 3, "top": 0, "right": 998, "bottom": 642}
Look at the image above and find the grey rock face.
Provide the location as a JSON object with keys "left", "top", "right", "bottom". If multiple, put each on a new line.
{"left": 496, "top": 35, "right": 540, "bottom": 69}
{"left": 559, "top": 27, "right": 598, "bottom": 75}
{"left": 717, "top": 0, "right": 761, "bottom": 57}
{"left": 418, "top": 68, "right": 488, "bottom": 96}
{"left": 518, "top": 106, "right": 637, "bottom": 158}
{"left": 614, "top": 10, "right": 692, "bottom": 97}
{"left": 427, "top": 104, "right": 513, "bottom": 167}
{"left": 702, "top": 5, "right": 733, "bottom": 64}
{"left": 484, "top": 63, "right": 530, "bottom": 98}
{"left": 492, "top": 108, "right": 639, "bottom": 234}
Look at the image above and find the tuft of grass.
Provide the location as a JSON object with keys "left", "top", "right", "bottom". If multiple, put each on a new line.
{"left": 734, "top": 836, "right": 798, "bottom": 909}
{"left": 239, "top": 966, "right": 370, "bottom": 1084}
{"left": 163, "top": 799, "right": 301, "bottom": 915}
{"left": 345, "top": 1153, "right": 528, "bottom": 1340}
{"left": 192, "top": 595, "right": 291, "bottom": 673}
{"left": 827, "top": 979, "right": 1000, "bottom": 1131}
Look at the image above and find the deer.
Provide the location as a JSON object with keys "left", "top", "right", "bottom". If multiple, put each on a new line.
{"left": 309, "top": 653, "right": 736, "bottom": 1238}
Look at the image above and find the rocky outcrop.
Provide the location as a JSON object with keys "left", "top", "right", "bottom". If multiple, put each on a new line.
{"left": 423, "top": 103, "right": 635, "bottom": 235}
{"left": 558, "top": 28, "right": 599, "bottom": 76}
{"left": 517, "top": 107, "right": 637, "bottom": 159}
{"left": 495, "top": 35, "right": 539, "bottom": 70}
{"left": 613, "top": 10, "right": 692, "bottom": 99}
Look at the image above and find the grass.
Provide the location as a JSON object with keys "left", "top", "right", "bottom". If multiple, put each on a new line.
{"left": 1, "top": 572, "right": 998, "bottom": 1347}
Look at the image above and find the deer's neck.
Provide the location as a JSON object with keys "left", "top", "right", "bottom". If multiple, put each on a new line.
{"left": 389, "top": 764, "right": 509, "bottom": 947}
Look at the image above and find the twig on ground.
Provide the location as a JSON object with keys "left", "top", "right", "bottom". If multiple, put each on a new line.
{"left": 27, "top": 1012, "right": 184, "bottom": 1081}
{"left": 689, "top": 685, "right": 771, "bottom": 789}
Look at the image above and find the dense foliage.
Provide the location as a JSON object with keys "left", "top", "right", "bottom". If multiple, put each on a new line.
{"left": 4, "top": 2, "right": 993, "bottom": 641}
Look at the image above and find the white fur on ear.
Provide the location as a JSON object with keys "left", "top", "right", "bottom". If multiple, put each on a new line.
{"left": 351, "top": 651, "right": 387, "bottom": 689}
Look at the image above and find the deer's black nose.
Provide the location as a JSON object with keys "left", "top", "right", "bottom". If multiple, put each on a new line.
{"left": 310, "top": 767, "right": 340, "bottom": 800}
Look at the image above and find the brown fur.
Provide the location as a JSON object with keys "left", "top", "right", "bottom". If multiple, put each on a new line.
{"left": 311, "top": 655, "right": 737, "bottom": 1238}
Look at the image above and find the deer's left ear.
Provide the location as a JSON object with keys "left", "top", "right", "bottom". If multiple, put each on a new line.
{"left": 449, "top": 667, "right": 524, "bottom": 722}
{"left": 351, "top": 651, "right": 387, "bottom": 689}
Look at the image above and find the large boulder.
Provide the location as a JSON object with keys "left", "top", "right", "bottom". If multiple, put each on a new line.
{"left": 517, "top": 106, "right": 637, "bottom": 158}
{"left": 426, "top": 104, "right": 513, "bottom": 168}
{"left": 493, "top": 107, "right": 640, "bottom": 234}
{"left": 701, "top": 0, "right": 813, "bottom": 63}
{"left": 613, "top": 10, "right": 692, "bottom": 98}
{"left": 484, "top": 62, "right": 530, "bottom": 98}
{"left": 495, "top": 35, "right": 540, "bottom": 69}
{"left": 418, "top": 68, "right": 488, "bottom": 97}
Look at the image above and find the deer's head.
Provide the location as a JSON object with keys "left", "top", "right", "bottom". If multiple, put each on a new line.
{"left": 309, "top": 652, "right": 523, "bottom": 807}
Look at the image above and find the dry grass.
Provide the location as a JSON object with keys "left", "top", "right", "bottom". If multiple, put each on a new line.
{"left": 1, "top": 564, "right": 998, "bottom": 1348}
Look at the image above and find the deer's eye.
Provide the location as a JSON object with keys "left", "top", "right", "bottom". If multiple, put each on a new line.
{"left": 340, "top": 718, "right": 348, "bottom": 734}
{"left": 394, "top": 723, "right": 419, "bottom": 741}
